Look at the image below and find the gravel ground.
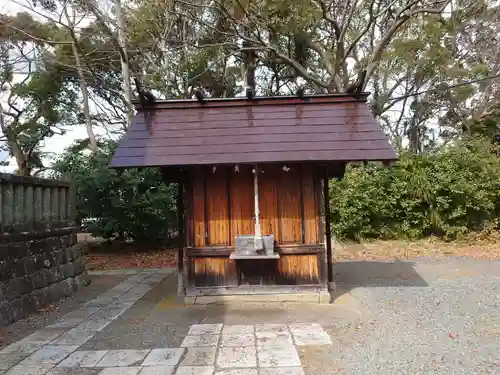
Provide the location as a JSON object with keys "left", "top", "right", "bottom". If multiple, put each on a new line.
{"left": 301, "top": 258, "right": 500, "bottom": 375}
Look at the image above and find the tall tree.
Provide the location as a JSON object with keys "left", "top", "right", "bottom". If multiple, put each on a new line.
{"left": 0, "top": 12, "right": 77, "bottom": 175}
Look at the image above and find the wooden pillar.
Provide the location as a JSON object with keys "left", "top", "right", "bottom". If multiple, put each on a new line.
{"left": 323, "top": 167, "right": 333, "bottom": 284}
{"left": 177, "top": 177, "right": 185, "bottom": 296}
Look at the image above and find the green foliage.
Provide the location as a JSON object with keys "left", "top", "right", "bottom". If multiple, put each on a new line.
{"left": 330, "top": 141, "right": 500, "bottom": 241}
{"left": 52, "top": 140, "right": 177, "bottom": 244}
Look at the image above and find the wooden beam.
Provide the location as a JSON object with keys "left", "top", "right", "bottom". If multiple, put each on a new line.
{"left": 227, "top": 167, "right": 232, "bottom": 245}
{"left": 177, "top": 179, "right": 185, "bottom": 296}
{"left": 299, "top": 164, "right": 305, "bottom": 244}
{"left": 323, "top": 167, "right": 333, "bottom": 283}
{"left": 203, "top": 167, "right": 209, "bottom": 245}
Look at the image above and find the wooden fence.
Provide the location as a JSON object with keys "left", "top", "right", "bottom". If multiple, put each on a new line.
{"left": 0, "top": 173, "right": 77, "bottom": 243}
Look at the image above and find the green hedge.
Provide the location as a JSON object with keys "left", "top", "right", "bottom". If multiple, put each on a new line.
{"left": 330, "top": 141, "right": 500, "bottom": 241}
{"left": 52, "top": 141, "right": 177, "bottom": 244}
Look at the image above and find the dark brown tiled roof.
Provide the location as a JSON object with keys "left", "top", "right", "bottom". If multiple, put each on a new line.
{"left": 110, "top": 93, "right": 396, "bottom": 168}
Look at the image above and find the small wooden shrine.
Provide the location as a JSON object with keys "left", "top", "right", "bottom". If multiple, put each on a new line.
{"left": 110, "top": 93, "right": 396, "bottom": 301}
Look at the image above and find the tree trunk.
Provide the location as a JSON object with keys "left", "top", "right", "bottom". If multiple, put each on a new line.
{"left": 64, "top": 6, "right": 98, "bottom": 153}
{"left": 71, "top": 42, "right": 98, "bottom": 152}
{"left": 0, "top": 106, "right": 30, "bottom": 176}
{"left": 115, "top": 0, "right": 134, "bottom": 128}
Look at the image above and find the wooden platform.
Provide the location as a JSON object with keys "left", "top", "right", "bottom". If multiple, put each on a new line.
{"left": 184, "top": 285, "right": 330, "bottom": 304}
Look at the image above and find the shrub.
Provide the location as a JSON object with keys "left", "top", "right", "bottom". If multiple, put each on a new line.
{"left": 330, "top": 141, "right": 500, "bottom": 241}
{"left": 52, "top": 140, "right": 177, "bottom": 244}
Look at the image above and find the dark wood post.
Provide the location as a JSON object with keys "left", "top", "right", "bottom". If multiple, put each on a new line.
{"left": 323, "top": 167, "right": 333, "bottom": 284}
{"left": 177, "top": 177, "right": 185, "bottom": 296}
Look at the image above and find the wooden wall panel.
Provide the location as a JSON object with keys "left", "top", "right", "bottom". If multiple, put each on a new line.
{"left": 237, "top": 254, "right": 320, "bottom": 285}
{"left": 191, "top": 168, "right": 206, "bottom": 247}
{"left": 259, "top": 165, "right": 279, "bottom": 241}
{"left": 187, "top": 163, "right": 323, "bottom": 248}
{"left": 206, "top": 168, "right": 229, "bottom": 245}
{"left": 190, "top": 257, "right": 238, "bottom": 287}
{"left": 229, "top": 165, "right": 254, "bottom": 245}
{"left": 278, "top": 167, "right": 301, "bottom": 243}
{"left": 277, "top": 255, "right": 319, "bottom": 284}
{"left": 302, "top": 166, "right": 318, "bottom": 244}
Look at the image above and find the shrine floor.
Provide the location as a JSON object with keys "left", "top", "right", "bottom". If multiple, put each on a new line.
{"left": 0, "top": 258, "right": 498, "bottom": 375}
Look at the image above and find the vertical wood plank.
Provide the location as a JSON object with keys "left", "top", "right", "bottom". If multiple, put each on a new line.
{"left": 0, "top": 182, "right": 3, "bottom": 237}
{"left": 230, "top": 165, "right": 254, "bottom": 244}
{"left": 278, "top": 166, "right": 301, "bottom": 244}
{"left": 315, "top": 167, "right": 325, "bottom": 244}
{"left": 42, "top": 187, "right": 51, "bottom": 223}
{"left": 69, "top": 177, "right": 77, "bottom": 222}
{"left": 302, "top": 165, "right": 318, "bottom": 244}
{"left": 193, "top": 257, "right": 237, "bottom": 287}
{"left": 277, "top": 255, "right": 319, "bottom": 284}
{"left": 4, "top": 184, "right": 14, "bottom": 226}
{"left": 25, "top": 185, "right": 34, "bottom": 229}
{"left": 184, "top": 173, "right": 194, "bottom": 248}
{"left": 51, "top": 187, "right": 59, "bottom": 223}
{"left": 59, "top": 188, "right": 67, "bottom": 220}
{"left": 324, "top": 169, "right": 333, "bottom": 283}
{"left": 192, "top": 167, "right": 206, "bottom": 247}
{"left": 259, "top": 165, "right": 279, "bottom": 241}
{"left": 14, "top": 184, "right": 24, "bottom": 226}
{"left": 206, "top": 166, "right": 229, "bottom": 245}
{"left": 177, "top": 179, "right": 185, "bottom": 296}
{"left": 34, "top": 186, "right": 43, "bottom": 224}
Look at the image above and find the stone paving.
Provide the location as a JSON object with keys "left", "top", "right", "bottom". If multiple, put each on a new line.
{"left": 0, "top": 269, "right": 334, "bottom": 375}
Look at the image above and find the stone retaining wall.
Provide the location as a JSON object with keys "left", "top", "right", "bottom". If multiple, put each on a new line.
{"left": 0, "top": 234, "right": 89, "bottom": 326}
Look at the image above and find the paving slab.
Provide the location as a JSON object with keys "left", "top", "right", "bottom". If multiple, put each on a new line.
{"left": 216, "top": 347, "right": 257, "bottom": 369}
{"left": 0, "top": 354, "right": 27, "bottom": 371}
{"left": 141, "top": 348, "right": 184, "bottom": 366}
{"left": 75, "top": 315, "right": 114, "bottom": 332}
{"left": 175, "top": 367, "right": 214, "bottom": 375}
{"left": 220, "top": 333, "right": 255, "bottom": 347}
{"left": 4, "top": 364, "right": 55, "bottom": 375}
{"left": 21, "top": 345, "right": 78, "bottom": 365}
{"left": 48, "top": 307, "right": 102, "bottom": 329}
{"left": 255, "top": 331, "right": 293, "bottom": 345}
{"left": 0, "top": 341, "right": 44, "bottom": 355}
{"left": 87, "top": 270, "right": 108, "bottom": 276}
{"left": 181, "top": 334, "right": 220, "bottom": 348}
{"left": 259, "top": 368, "right": 305, "bottom": 375}
{"left": 221, "top": 325, "right": 254, "bottom": 334}
{"left": 57, "top": 350, "right": 108, "bottom": 368}
{"left": 20, "top": 330, "right": 66, "bottom": 344}
{"left": 214, "top": 370, "right": 258, "bottom": 375}
{"left": 46, "top": 368, "right": 100, "bottom": 375}
{"left": 187, "top": 324, "right": 223, "bottom": 335}
{"left": 142, "top": 275, "right": 167, "bottom": 284}
{"left": 179, "top": 347, "right": 217, "bottom": 366}
{"left": 288, "top": 324, "right": 332, "bottom": 346}
{"left": 257, "top": 342, "right": 301, "bottom": 368}
{"left": 50, "top": 328, "right": 96, "bottom": 346}
{"left": 105, "top": 270, "right": 137, "bottom": 276}
{"left": 254, "top": 324, "right": 288, "bottom": 333}
{"left": 138, "top": 365, "right": 174, "bottom": 375}
{"left": 96, "top": 350, "right": 150, "bottom": 367}
{"left": 99, "top": 367, "right": 142, "bottom": 375}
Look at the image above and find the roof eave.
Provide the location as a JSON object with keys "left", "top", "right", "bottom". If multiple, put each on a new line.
{"left": 133, "top": 92, "right": 371, "bottom": 110}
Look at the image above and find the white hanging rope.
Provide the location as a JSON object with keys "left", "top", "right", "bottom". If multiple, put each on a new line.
{"left": 253, "top": 164, "right": 263, "bottom": 251}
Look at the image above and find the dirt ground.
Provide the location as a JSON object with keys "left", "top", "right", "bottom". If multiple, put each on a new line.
{"left": 81, "top": 232, "right": 500, "bottom": 270}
